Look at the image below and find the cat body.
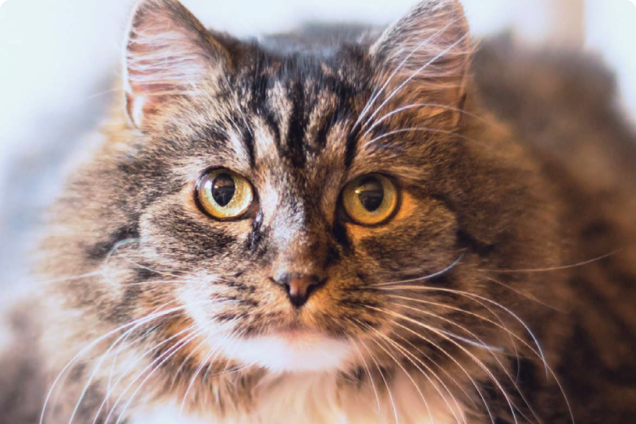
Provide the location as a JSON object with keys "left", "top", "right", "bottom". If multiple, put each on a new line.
{"left": 2, "top": 1, "right": 636, "bottom": 424}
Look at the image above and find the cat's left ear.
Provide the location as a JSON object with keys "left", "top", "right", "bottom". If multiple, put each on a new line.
{"left": 123, "top": 0, "right": 231, "bottom": 129}
{"left": 369, "top": 0, "right": 471, "bottom": 126}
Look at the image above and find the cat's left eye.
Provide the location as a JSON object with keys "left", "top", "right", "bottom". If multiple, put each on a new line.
{"left": 342, "top": 174, "right": 399, "bottom": 226}
{"left": 196, "top": 169, "right": 255, "bottom": 220}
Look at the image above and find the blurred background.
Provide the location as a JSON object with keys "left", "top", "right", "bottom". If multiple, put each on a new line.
{"left": 0, "top": 0, "right": 634, "bottom": 292}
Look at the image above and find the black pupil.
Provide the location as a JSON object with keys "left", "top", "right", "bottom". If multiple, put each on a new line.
{"left": 212, "top": 174, "right": 236, "bottom": 207}
{"left": 357, "top": 178, "right": 384, "bottom": 212}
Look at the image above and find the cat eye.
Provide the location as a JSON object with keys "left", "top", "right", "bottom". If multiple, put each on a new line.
{"left": 196, "top": 169, "right": 255, "bottom": 220}
{"left": 342, "top": 174, "right": 399, "bottom": 226}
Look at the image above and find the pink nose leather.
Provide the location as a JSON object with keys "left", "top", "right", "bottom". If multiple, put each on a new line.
{"left": 275, "top": 274, "right": 325, "bottom": 307}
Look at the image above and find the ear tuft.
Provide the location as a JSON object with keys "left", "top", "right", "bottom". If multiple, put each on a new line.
{"left": 368, "top": 0, "right": 472, "bottom": 125}
{"left": 124, "top": 0, "right": 229, "bottom": 128}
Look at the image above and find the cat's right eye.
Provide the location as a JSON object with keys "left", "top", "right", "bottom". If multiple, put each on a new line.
{"left": 196, "top": 169, "right": 255, "bottom": 220}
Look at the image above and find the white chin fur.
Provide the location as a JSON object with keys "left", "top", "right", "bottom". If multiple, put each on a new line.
{"left": 211, "top": 332, "right": 354, "bottom": 372}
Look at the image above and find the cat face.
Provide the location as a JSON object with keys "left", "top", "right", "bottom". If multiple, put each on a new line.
{"left": 48, "top": 0, "right": 556, "bottom": 378}
{"left": 131, "top": 57, "right": 463, "bottom": 371}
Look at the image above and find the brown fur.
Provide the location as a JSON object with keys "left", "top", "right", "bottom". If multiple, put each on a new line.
{"left": 1, "top": 1, "right": 635, "bottom": 423}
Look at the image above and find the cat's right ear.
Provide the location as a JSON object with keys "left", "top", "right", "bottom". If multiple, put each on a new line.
{"left": 123, "top": 0, "right": 230, "bottom": 129}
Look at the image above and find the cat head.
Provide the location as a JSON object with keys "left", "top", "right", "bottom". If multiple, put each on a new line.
{"left": 46, "top": 0, "right": 558, "bottom": 378}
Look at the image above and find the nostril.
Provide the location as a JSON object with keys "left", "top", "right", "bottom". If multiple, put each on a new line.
{"left": 272, "top": 274, "right": 326, "bottom": 308}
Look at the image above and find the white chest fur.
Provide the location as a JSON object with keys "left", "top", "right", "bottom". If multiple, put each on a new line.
{"left": 128, "top": 404, "right": 210, "bottom": 424}
{"left": 128, "top": 373, "right": 464, "bottom": 424}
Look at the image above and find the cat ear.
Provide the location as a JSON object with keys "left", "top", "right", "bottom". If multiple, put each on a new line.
{"left": 369, "top": 0, "right": 471, "bottom": 125}
{"left": 123, "top": 0, "right": 230, "bottom": 129}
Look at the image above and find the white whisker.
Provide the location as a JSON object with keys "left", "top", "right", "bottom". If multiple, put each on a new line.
{"left": 108, "top": 328, "right": 204, "bottom": 424}
{"left": 348, "top": 335, "right": 383, "bottom": 417}
{"left": 387, "top": 300, "right": 545, "bottom": 424}
{"left": 370, "top": 253, "right": 464, "bottom": 287}
{"left": 93, "top": 322, "right": 198, "bottom": 424}
{"left": 363, "top": 33, "right": 470, "bottom": 128}
{"left": 40, "top": 304, "right": 197, "bottom": 424}
{"left": 357, "top": 335, "right": 401, "bottom": 424}
{"left": 478, "top": 251, "right": 619, "bottom": 274}
{"left": 378, "top": 286, "right": 574, "bottom": 423}
{"left": 366, "top": 306, "right": 521, "bottom": 424}
{"left": 393, "top": 331, "right": 478, "bottom": 414}
{"left": 355, "top": 18, "right": 461, "bottom": 129}
{"left": 387, "top": 294, "right": 523, "bottom": 379}
{"left": 381, "top": 286, "right": 549, "bottom": 374}
{"left": 387, "top": 317, "right": 497, "bottom": 424}
{"left": 179, "top": 324, "right": 242, "bottom": 415}
{"left": 356, "top": 320, "right": 461, "bottom": 424}
{"left": 481, "top": 276, "right": 563, "bottom": 312}
{"left": 363, "top": 103, "right": 491, "bottom": 138}
{"left": 364, "top": 126, "right": 488, "bottom": 150}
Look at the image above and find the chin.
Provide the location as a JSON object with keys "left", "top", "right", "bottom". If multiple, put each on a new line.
{"left": 210, "top": 331, "right": 355, "bottom": 373}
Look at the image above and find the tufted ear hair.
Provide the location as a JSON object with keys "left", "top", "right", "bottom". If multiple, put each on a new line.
{"left": 123, "top": 0, "right": 231, "bottom": 129}
{"left": 366, "top": 0, "right": 472, "bottom": 126}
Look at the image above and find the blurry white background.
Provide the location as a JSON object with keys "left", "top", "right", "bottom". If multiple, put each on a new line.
{"left": 0, "top": 0, "right": 634, "bottom": 289}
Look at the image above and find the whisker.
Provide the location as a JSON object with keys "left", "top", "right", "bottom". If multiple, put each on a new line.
{"left": 84, "top": 88, "right": 121, "bottom": 101}
{"left": 93, "top": 322, "right": 198, "bottom": 424}
{"left": 355, "top": 319, "right": 463, "bottom": 424}
{"left": 35, "top": 271, "right": 103, "bottom": 287}
{"left": 107, "top": 328, "right": 204, "bottom": 424}
{"left": 354, "top": 18, "right": 462, "bottom": 129}
{"left": 387, "top": 294, "right": 523, "bottom": 379}
{"left": 370, "top": 253, "right": 464, "bottom": 288}
{"left": 37, "top": 240, "right": 138, "bottom": 289}
{"left": 363, "top": 32, "right": 470, "bottom": 128}
{"left": 363, "top": 103, "right": 494, "bottom": 138}
{"left": 106, "top": 239, "right": 184, "bottom": 279}
{"left": 348, "top": 335, "right": 383, "bottom": 417}
{"left": 366, "top": 306, "right": 521, "bottom": 424}
{"left": 106, "top": 299, "right": 176, "bottom": 388}
{"left": 392, "top": 331, "right": 479, "bottom": 413}
{"left": 388, "top": 295, "right": 525, "bottom": 352}
{"left": 378, "top": 286, "right": 574, "bottom": 423}
{"left": 386, "top": 300, "right": 545, "bottom": 424}
{"left": 364, "top": 127, "right": 489, "bottom": 150}
{"left": 200, "top": 328, "right": 243, "bottom": 385}
{"left": 113, "top": 252, "right": 181, "bottom": 279}
{"left": 375, "top": 286, "right": 548, "bottom": 374}
{"left": 387, "top": 301, "right": 505, "bottom": 354}
{"left": 364, "top": 326, "right": 436, "bottom": 424}
{"left": 169, "top": 335, "right": 210, "bottom": 390}
{"left": 106, "top": 321, "right": 164, "bottom": 396}
{"left": 356, "top": 335, "right": 401, "bottom": 424}
{"left": 355, "top": 18, "right": 460, "bottom": 128}
{"left": 481, "top": 276, "right": 563, "bottom": 312}
{"left": 477, "top": 251, "right": 619, "bottom": 274}
{"left": 179, "top": 324, "right": 242, "bottom": 415}
{"left": 41, "top": 304, "right": 197, "bottom": 424}
{"left": 205, "top": 327, "right": 252, "bottom": 380}
{"left": 384, "top": 317, "right": 497, "bottom": 424}
{"left": 122, "top": 279, "right": 190, "bottom": 287}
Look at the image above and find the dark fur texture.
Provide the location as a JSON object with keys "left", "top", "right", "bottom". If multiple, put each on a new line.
{"left": 1, "top": 1, "right": 635, "bottom": 423}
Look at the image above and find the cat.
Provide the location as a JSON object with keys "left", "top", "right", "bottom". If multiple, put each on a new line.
{"left": 1, "top": 0, "right": 635, "bottom": 423}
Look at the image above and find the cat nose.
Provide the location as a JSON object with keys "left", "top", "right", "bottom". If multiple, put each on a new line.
{"left": 273, "top": 274, "right": 326, "bottom": 308}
